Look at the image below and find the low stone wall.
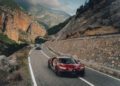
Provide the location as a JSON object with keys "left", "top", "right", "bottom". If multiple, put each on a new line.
{"left": 45, "top": 34, "right": 120, "bottom": 78}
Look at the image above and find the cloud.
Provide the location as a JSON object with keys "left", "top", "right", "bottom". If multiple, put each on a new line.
{"left": 28, "top": 0, "right": 61, "bottom": 8}
{"left": 26, "top": 0, "right": 77, "bottom": 15}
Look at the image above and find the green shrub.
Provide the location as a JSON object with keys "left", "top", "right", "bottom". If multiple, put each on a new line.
{"left": 0, "top": 33, "right": 15, "bottom": 45}
{"left": 0, "top": 33, "right": 28, "bottom": 56}
{"left": 48, "top": 17, "right": 71, "bottom": 35}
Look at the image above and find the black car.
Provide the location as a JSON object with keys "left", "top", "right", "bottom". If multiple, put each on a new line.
{"left": 35, "top": 47, "right": 41, "bottom": 50}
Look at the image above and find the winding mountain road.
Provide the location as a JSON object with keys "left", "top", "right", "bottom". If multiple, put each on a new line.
{"left": 29, "top": 48, "right": 120, "bottom": 86}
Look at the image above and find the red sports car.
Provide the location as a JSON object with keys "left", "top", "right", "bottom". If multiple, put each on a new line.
{"left": 48, "top": 55, "right": 85, "bottom": 77}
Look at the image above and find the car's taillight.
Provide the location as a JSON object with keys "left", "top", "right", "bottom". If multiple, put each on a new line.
{"left": 58, "top": 63, "right": 67, "bottom": 70}
{"left": 59, "top": 66, "right": 66, "bottom": 70}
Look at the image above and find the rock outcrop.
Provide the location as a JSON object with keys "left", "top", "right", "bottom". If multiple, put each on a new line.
{"left": 56, "top": 0, "right": 120, "bottom": 40}
{"left": 0, "top": 1, "right": 46, "bottom": 43}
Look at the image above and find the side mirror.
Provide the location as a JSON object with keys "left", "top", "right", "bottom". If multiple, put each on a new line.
{"left": 76, "top": 60, "right": 81, "bottom": 64}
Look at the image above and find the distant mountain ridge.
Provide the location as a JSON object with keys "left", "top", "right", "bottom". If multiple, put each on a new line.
{"left": 15, "top": 0, "right": 70, "bottom": 28}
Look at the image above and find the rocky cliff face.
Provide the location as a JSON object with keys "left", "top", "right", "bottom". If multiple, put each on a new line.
{"left": 0, "top": 0, "right": 46, "bottom": 43}
{"left": 56, "top": 0, "right": 120, "bottom": 39}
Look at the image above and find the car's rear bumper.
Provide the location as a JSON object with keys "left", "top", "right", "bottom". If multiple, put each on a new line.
{"left": 59, "top": 68, "right": 85, "bottom": 75}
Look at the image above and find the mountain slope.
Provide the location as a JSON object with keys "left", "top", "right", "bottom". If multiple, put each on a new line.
{"left": 0, "top": 0, "right": 46, "bottom": 43}
{"left": 55, "top": 0, "right": 120, "bottom": 39}
{"left": 34, "top": 5, "right": 70, "bottom": 28}
{"left": 15, "top": 0, "right": 70, "bottom": 28}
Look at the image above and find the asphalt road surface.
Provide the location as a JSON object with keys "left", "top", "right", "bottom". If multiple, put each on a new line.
{"left": 29, "top": 49, "right": 120, "bottom": 86}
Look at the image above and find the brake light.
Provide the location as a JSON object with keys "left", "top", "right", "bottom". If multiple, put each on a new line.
{"left": 59, "top": 66, "right": 66, "bottom": 70}
{"left": 58, "top": 63, "right": 67, "bottom": 70}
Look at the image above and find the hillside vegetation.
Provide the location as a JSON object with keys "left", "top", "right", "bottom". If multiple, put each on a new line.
{"left": 0, "top": 0, "right": 19, "bottom": 9}
{"left": 0, "top": 33, "right": 27, "bottom": 56}
{"left": 55, "top": 0, "right": 120, "bottom": 40}
{"left": 48, "top": 17, "right": 71, "bottom": 35}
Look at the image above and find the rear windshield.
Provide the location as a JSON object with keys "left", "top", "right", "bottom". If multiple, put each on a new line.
{"left": 59, "top": 58, "right": 77, "bottom": 64}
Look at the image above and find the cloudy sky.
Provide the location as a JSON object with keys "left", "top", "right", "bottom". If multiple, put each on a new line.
{"left": 27, "top": 0, "right": 87, "bottom": 15}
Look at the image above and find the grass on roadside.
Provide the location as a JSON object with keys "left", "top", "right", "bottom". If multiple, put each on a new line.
{"left": 0, "top": 46, "right": 32, "bottom": 86}
{"left": 0, "top": 33, "right": 28, "bottom": 56}
{"left": 15, "top": 47, "right": 32, "bottom": 86}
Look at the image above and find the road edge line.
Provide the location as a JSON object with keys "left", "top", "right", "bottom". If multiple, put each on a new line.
{"left": 28, "top": 49, "right": 38, "bottom": 86}
{"left": 79, "top": 77, "right": 95, "bottom": 86}
{"left": 87, "top": 67, "right": 120, "bottom": 81}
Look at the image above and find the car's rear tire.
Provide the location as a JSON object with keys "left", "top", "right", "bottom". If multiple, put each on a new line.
{"left": 55, "top": 69, "right": 61, "bottom": 76}
{"left": 80, "top": 69, "right": 85, "bottom": 77}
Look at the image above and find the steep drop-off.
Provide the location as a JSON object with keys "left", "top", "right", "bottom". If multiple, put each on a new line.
{"left": 56, "top": 0, "right": 120, "bottom": 39}
{"left": 0, "top": 0, "right": 46, "bottom": 43}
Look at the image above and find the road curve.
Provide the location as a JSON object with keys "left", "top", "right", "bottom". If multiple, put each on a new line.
{"left": 29, "top": 49, "right": 120, "bottom": 86}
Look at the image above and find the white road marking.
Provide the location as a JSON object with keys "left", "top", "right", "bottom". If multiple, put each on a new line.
{"left": 28, "top": 48, "right": 38, "bottom": 86}
{"left": 46, "top": 47, "right": 57, "bottom": 56}
{"left": 41, "top": 50, "right": 50, "bottom": 58}
{"left": 29, "top": 47, "right": 35, "bottom": 55}
{"left": 79, "top": 77, "right": 95, "bottom": 86}
{"left": 87, "top": 67, "right": 120, "bottom": 82}
{"left": 29, "top": 50, "right": 32, "bottom": 55}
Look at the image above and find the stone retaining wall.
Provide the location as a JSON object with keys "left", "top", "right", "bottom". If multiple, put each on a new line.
{"left": 45, "top": 34, "right": 120, "bottom": 78}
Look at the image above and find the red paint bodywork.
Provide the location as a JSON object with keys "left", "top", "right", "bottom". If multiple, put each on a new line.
{"left": 48, "top": 56, "right": 85, "bottom": 76}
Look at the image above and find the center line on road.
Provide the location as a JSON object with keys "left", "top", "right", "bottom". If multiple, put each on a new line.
{"left": 41, "top": 50, "right": 50, "bottom": 59}
{"left": 79, "top": 77, "right": 95, "bottom": 86}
